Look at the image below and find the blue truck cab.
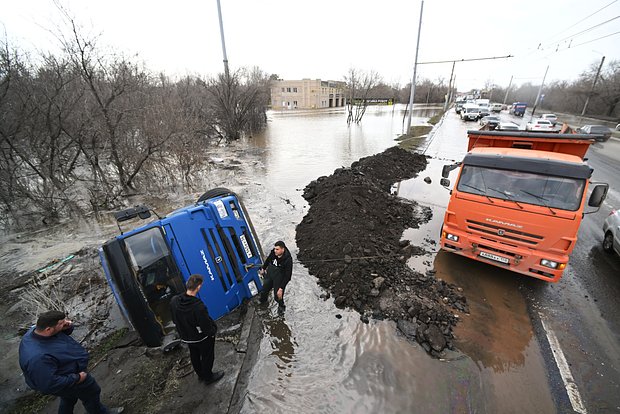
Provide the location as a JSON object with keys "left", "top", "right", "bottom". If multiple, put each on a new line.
{"left": 99, "top": 188, "right": 264, "bottom": 346}
{"left": 510, "top": 102, "right": 527, "bottom": 117}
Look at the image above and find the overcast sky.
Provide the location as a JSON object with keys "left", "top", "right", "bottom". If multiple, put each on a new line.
{"left": 2, "top": 0, "right": 619, "bottom": 91}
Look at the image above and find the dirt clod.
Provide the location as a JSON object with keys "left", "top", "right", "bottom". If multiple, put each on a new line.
{"left": 296, "top": 147, "right": 468, "bottom": 357}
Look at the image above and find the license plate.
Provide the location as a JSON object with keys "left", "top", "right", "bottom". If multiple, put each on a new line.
{"left": 479, "top": 251, "right": 509, "bottom": 264}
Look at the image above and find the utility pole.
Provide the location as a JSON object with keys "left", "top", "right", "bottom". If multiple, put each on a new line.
{"left": 530, "top": 65, "right": 549, "bottom": 120}
{"left": 503, "top": 75, "right": 513, "bottom": 105}
{"left": 406, "top": 0, "right": 424, "bottom": 135}
{"left": 216, "top": 0, "right": 230, "bottom": 80}
{"left": 581, "top": 55, "right": 605, "bottom": 116}
{"left": 443, "top": 60, "right": 456, "bottom": 112}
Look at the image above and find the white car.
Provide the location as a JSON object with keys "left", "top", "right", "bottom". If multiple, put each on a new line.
{"left": 525, "top": 119, "right": 554, "bottom": 132}
{"left": 540, "top": 114, "right": 558, "bottom": 125}
{"left": 603, "top": 210, "right": 620, "bottom": 256}
{"left": 497, "top": 122, "right": 520, "bottom": 131}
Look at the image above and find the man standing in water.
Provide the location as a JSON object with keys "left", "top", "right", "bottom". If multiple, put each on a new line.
{"left": 259, "top": 241, "right": 293, "bottom": 315}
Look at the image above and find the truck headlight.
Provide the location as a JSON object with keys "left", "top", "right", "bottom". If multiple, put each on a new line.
{"left": 540, "top": 259, "right": 558, "bottom": 269}
{"left": 445, "top": 233, "right": 459, "bottom": 242}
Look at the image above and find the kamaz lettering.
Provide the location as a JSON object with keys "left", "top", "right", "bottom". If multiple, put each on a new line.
{"left": 200, "top": 249, "right": 215, "bottom": 282}
{"left": 485, "top": 218, "right": 523, "bottom": 229}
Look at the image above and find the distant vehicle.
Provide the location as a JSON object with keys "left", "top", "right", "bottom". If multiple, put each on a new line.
{"left": 490, "top": 103, "right": 503, "bottom": 112}
{"left": 510, "top": 102, "right": 527, "bottom": 117}
{"left": 540, "top": 114, "right": 558, "bottom": 125}
{"left": 526, "top": 119, "right": 554, "bottom": 132}
{"left": 476, "top": 99, "right": 491, "bottom": 117}
{"left": 497, "top": 122, "right": 520, "bottom": 131}
{"left": 480, "top": 115, "right": 500, "bottom": 129}
{"left": 603, "top": 209, "right": 620, "bottom": 256}
{"left": 577, "top": 125, "right": 612, "bottom": 142}
{"left": 461, "top": 104, "right": 481, "bottom": 121}
{"left": 455, "top": 99, "right": 466, "bottom": 114}
{"left": 616, "top": 123, "right": 620, "bottom": 131}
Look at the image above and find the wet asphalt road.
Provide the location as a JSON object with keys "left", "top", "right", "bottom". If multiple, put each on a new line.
{"left": 399, "top": 109, "right": 620, "bottom": 413}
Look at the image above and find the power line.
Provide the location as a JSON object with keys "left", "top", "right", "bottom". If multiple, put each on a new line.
{"left": 542, "top": 15, "right": 620, "bottom": 49}
{"left": 541, "top": 30, "right": 620, "bottom": 57}
{"left": 541, "top": 0, "right": 618, "bottom": 43}
{"left": 417, "top": 55, "right": 513, "bottom": 65}
{"left": 571, "top": 30, "right": 620, "bottom": 47}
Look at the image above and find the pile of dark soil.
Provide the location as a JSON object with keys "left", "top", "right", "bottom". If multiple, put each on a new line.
{"left": 296, "top": 147, "right": 468, "bottom": 357}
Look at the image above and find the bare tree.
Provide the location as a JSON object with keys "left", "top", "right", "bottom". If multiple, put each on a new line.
{"left": 344, "top": 68, "right": 381, "bottom": 124}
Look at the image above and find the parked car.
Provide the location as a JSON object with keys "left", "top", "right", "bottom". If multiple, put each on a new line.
{"left": 480, "top": 115, "right": 501, "bottom": 129}
{"left": 540, "top": 114, "right": 558, "bottom": 125}
{"left": 497, "top": 122, "right": 520, "bottom": 131}
{"left": 525, "top": 119, "right": 554, "bottom": 132}
{"left": 578, "top": 125, "right": 612, "bottom": 142}
{"left": 603, "top": 209, "right": 620, "bottom": 256}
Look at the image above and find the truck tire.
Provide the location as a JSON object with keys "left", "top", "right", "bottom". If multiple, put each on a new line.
{"left": 197, "top": 187, "right": 232, "bottom": 203}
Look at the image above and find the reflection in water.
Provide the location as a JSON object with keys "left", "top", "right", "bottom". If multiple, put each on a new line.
{"left": 264, "top": 318, "right": 297, "bottom": 378}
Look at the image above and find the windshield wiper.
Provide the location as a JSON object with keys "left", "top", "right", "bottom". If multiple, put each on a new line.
{"left": 460, "top": 183, "right": 494, "bottom": 203}
{"left": 520, "top": 190, "right": 557, "bottom": 215}
{"left": 488, "top": 187, "right": 524, "bottom": 209}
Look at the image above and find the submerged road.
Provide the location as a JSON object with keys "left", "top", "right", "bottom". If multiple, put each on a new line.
{"left": 398, "top": 109, "right": 620, "bottom": 413}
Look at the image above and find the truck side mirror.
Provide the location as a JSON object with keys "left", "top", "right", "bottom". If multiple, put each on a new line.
{"left": 588, "top": 184, "right": 609, "bottom": 207}
{"left": 441, "top": 163, "right": 460, "bottom": 178}
{"left": 440, "top": 178, "right": 450, "bottom": 187}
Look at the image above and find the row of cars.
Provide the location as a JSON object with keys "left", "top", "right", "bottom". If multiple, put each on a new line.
{"left": 475, "top": 109, "right": 614, "bottom": 141}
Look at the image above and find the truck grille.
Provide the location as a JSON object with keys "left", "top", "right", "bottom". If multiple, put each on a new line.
{"left": 466, "top": 219, "right": 543, "bottom": 246}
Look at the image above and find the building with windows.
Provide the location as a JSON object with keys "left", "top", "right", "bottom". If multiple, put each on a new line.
{"left": 270, "top": 79, "right": 346, "bottom": 110}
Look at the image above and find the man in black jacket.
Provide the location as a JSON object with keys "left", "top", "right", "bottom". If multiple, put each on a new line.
{"left": 259, "top": 241, "right": 293, "bottom": 315}
{"left": 170, "top": 274, "right": 224, "bottom": 385}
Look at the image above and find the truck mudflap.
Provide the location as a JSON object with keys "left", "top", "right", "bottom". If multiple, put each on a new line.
{"left": 100, "top": 189, "right": 264, "bottom": 346}
{"left": 440, "top": 228, "right": 566, "bottom": 282}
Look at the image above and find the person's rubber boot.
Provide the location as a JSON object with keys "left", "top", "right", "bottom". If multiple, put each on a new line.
{"left": 202, "top": 371, "right": 224, "bottom": 385}
{"left": 277, "top": 304, "right": 286, "bottom": 316}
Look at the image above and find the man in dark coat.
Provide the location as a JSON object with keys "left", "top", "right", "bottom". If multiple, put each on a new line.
{"left": 170, "top": 274, "right": 224, "bottom": 384}
{"left": 259, "top": 240, "right": 293, "bottom": 314}
{"left": 18, "top": 310, "right": 123, "bottom": 414}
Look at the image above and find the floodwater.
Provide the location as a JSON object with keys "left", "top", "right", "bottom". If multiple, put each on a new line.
{"left": 241, "top": 106, "right": 556, "bottom": 413}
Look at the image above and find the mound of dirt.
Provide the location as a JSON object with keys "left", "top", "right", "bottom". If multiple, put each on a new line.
{"left": 296, "top": 147, "right": 468, "bottom": 357}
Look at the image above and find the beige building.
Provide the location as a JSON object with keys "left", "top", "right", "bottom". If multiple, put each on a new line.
{"left": 270, "top": 79, "right": 346, "bottom": 110}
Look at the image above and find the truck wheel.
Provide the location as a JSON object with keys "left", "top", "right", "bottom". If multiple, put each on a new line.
{"left": 197, "top": 187, "right": 232, "bottom": 203}
{"left": 603, "top": 231, "right": 614, "bottom": 253}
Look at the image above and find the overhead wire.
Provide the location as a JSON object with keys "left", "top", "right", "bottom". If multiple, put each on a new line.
{"left": 541, "top": 15, "right": 620, "bottom": 49}
{"left": 539, "top": 0, "right": 618, "bottom": 43}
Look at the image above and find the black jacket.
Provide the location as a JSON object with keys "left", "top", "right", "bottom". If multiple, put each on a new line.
{"left": 170, "top": 293, "right": 217, "bottom": 343}
{"left": 261, "top": 248, "right": 293, "bottom": 290}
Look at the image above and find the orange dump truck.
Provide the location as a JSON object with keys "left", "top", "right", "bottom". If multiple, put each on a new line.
{"left": 439, "top": 130, "right": 609, "bottom": 282}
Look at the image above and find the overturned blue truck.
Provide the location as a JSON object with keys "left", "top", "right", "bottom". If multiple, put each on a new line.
{"left": 99, "top": 188, "right": 264, "bottom": 346}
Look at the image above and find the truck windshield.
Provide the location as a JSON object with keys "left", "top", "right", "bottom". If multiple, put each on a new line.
{"left": 123, "top": 227, "right": 184, "bottom": 323}
{"left": 457, "top": 165, "right": 585, "bottom": 211}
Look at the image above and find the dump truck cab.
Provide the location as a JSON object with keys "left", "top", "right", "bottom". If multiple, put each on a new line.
{"left": 440, "top": 131, "right": 608, "bottom": 282}
{"left": 99, "top": 188, "right": 264, "bottom": 346}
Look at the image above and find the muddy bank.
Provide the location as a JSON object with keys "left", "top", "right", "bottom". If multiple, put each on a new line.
{"left": 295, "top": 147, "right": 468, "bottom": 357}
